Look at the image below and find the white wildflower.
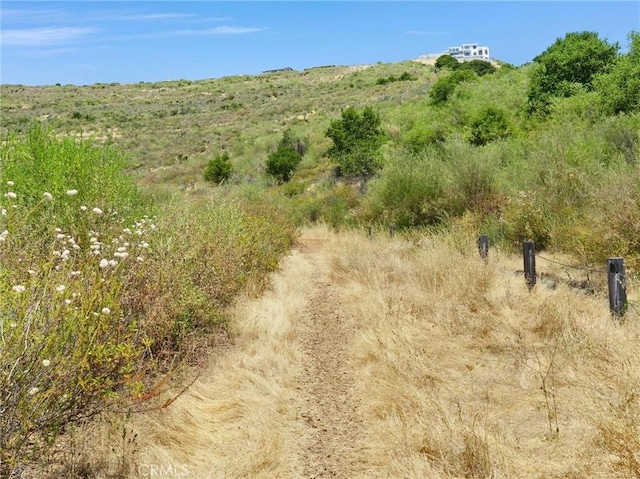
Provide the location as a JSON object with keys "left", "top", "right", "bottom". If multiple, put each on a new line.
{"left": 27, "top": 269, "right": 36, "bottom": 275}
{"left": 66, "top": 189, "right": 78, "bottom": 196}
{"left": 55, "top": 285, "right": 65, "bottom": 293}
{"left": 136, "top": 256, "right": 144, "bottom": 263}
{"left": 7, "top": 181, "right": 14, "bottom": 186}
{"left": 28, "top": 387, "right": 39, "bottom": 396}
{"left": 55, "top": 228, "right": 62, "bottom": 233}
{"left": 108, "top": 259, "right": 117, "bottom": 267}
{"left": 1, "top": 209, "right": 6, "bottom": 215}
{"left": 43, "top": 192, "right": 53, "bottom": 201}
{"left": 99, "top": 258, "right": 109, "bottom": 269}
{"left": 61, "top": 250, "right": 70, "bottom": 260}
{"left": 12, "top": 285, "right": 26, "bottom": 293}
{"left": 56, "top": 234, "right": 65, "bottom": 240}
{"left": 70, "top": 270, "right": 80, "bottom": 276}
{"left": 80, "top": 205, "right": 87, "bottom": 211}
{"left": 42, "top": 359, "right": 51, "bottom": 367}
{"left": 64, "top": 299, "right": 72, "bottom": 305}
{"left": 101, "top": 307, "right": 111, "bottom": 315}
{"left": 5, "top": 192, "right": 17, "bottom": 199}
{"left": 92, "top": 207, "right": 103, "bottom": 215}
{"left": 141, "top": 242, "right": 149, "bottom": 249}
{"left": 52, "top": 251, "right": 61, "bottom": 257}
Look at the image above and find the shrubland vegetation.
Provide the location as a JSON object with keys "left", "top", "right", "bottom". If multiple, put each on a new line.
{"left": 1, "top": 28, "right": 639, "bottom": 475}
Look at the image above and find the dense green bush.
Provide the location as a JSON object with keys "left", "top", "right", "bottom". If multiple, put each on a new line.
{"left": 469, "top": 107, "right": 511, "bottom": 146}
{"left": 429, "top": 70, "right": 476, "bottom": 105}
{"left": 266, "top": 129, "right": 304, "bottom": 183}
{"left": 204, "top": 151, "right": 233, "bottom": 184}
{"left": 527, "top": 31, "right": 618, "bottom": 113}
{"left": 326, "top": 106, "right": 386, "bottom": 177}
{"left": 363, "top": 151, "right": 447, "bottom": 228}
{"left": 595, "top": 31, "right": 640, "bottom": 115}
{"left": 435, "top": 54, "right": 459, "bottom": 70}
{"left": 458, "top": 60, "right": 496, "bottom": 76}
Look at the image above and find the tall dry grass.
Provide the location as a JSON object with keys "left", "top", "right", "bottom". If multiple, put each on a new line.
{"left": 49, "top": 225, "right": 640, "bottom": 478}
{"left": 329, "top": 227, "right": 640, "bottom": 478}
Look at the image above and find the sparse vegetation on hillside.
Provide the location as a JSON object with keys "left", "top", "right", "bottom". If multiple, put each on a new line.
{"left": 1, "top": 29, "right": 640, "bottom": 475}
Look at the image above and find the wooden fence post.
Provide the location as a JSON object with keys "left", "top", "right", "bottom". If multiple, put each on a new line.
{"left": 368, "top": 225, "right": 373, "bottom": 239}
{"left": 607, "top": 258, "right": 627, "bottom": 318}
{"left": 478, "top": 235, "right": 489, "bottom": 262}
{"left": 389, "top": 225, "right": 395, "bottom": 238}
{"left": 523, "top": 240, "right": 536, "bottom": 290}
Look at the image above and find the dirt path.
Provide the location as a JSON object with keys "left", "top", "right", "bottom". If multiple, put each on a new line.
{"left": 288, "top": 237, "right": 365, "bottom": 478}
{"left": 116, "top": 229, "right": 368, "bottom": 478}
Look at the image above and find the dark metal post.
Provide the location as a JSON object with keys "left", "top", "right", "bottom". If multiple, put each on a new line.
{"left": 368, "top": 225, "right": 373, "bottom": 239}
{"left": 523, "top": 240, "right": 536, "bottom": 290}
{"left": 389, "top": 225, "right": 395, "bottom": 238}
{"left": 478, "top": 235, "right": 489, "bottom": 262}
{"left": 607, "top": 258, "right": 627, "bottom": 318}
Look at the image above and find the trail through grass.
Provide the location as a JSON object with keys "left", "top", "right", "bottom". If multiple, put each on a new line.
{"left": 65, "top": 225, "right": 640, "bottom": 478}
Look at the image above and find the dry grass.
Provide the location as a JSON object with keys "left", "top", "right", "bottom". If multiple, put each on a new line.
{"left": 329, "top": 228, "right": 640, "bottom": 478}
{"left": 52, "top": 226, "right": 640, "bottom": 478}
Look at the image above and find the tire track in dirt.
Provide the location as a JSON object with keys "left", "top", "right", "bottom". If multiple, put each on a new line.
{"left": 288, "top": 237, "right": 367, "bottom": 478}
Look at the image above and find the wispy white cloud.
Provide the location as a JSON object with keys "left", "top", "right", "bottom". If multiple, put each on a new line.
{"left": 171, "top": 26, "right": 267, "bottom": 36}
{"left": 117, "top": 12, "right": 197, "bottom": 21}
{"left": 1, "top": 27, "right": 98, "bottom": 47}
{"left": 149, "top": 26, "right": 267, "bottom": 37}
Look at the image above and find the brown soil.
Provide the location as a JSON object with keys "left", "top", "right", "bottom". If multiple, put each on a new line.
{"left": 287, "top": 237, "right": 367, "bottom": 478}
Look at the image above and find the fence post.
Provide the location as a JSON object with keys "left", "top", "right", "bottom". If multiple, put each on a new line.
{"left": 368, "top": 225, "right": 373, "bottom": 239}
{"left": 478, "top": 235, "right": 489, "bottom": 262}
{"left": 607, "top": 258, "right": 627, "bottom": 318}
{"left": 523, "top": 240, "right": 536, "bottom": 290}
{"left": 389, "top": 225, "right": 395, "bottom": 238}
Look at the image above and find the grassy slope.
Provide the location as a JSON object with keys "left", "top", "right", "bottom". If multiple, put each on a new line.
{"left": 0, "top": 61, "right": 434, "bottom": 187}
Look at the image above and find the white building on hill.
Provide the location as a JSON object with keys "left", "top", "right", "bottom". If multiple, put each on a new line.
{"left": 444, "top": 43, "right": 490, "bottom": 62}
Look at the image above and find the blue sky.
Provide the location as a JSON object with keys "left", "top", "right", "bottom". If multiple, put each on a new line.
{"left": 2, "top": 1, "right": 639, "bottom": 86}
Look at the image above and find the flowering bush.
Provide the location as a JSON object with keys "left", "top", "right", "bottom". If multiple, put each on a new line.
{"left": 0, "top": 128, "right": 297, "bottom": 474}
{"left": 0, "top": 183, "right": 157, "bottom": 473}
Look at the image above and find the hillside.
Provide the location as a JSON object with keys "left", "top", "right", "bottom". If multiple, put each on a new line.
{"left": 2, "top": 30, "right": 640, "bottom": 477}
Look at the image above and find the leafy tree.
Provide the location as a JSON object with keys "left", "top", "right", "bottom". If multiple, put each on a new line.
{"left": 527, "top": 31, "right": 619, "bottom": 113}
{"left": 266, "top": 129, "right": 303, "bottom": 183}
{"left": 596, "top": 31, "right": 640, "bottom": 115}
{"left": 435, "top": 54, "right": 459, "bottom": 70}
{"left": 469, "top": 107, "right": 511, "bottom": 146}
{"left": 204, "top": 152, "right": 232, "bottom": 184}
{"left": 458, "top": 59, "right": 496, "bottom": 76}
{"left": 325, "top": 106, "right": 386, "bottom": 177}
{"left": 429, "top": 70, "right": 476, "bottom": 105}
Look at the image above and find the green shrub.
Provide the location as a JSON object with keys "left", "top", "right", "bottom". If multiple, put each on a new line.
{"left": 435, "top": 54, "right": 459, "bottom": 70}
{"left": 266, "top": 129, "right": 304, "bottom": 183}
{"left": 458, "top": 60, "right": 496, "bottom": 76}
{"left": 469, "top": 107, "right": 511, "bottom": 146}
{"left": 527, "top": 31, "right": 618, "bottom": 114}
{"left": 204, "top": 151, "right": 233, "bottom": 184}
{"left": 363, "top": 151, "right": 447, "bottom": 228}
{"left": 326, "top": 106, "right": 386, "bottom": 178}
{"left": 429, "top": 70, "right": 476, "bottom": 105}
{"left": 596, "top": 31, "right": 640, "bottom": 115}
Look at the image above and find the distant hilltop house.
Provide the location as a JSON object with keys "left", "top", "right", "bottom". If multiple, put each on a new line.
{"left": 444, "top": 43, "right": 490, "bottom": 62}
{"left": 262, "top": 67, "right": 294, "bottom": 74}
{"left": 415, "top": 43, "right": 492, "bottom": 65}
